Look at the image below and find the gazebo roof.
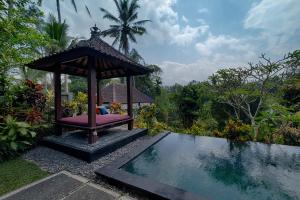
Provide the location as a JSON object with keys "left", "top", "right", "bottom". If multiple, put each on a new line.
{"left": 102, "top": 83, "right": 153, "bottom": 104}
{"left": 26, "top": 26, "right": 152, "bottom": 79}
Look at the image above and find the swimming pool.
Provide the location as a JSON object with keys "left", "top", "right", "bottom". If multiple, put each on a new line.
{"left": 96, "top": 132, "right": 300, "bottom": 200}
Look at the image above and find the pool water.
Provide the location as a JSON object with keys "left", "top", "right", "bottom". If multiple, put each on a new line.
{"left": 121, "top": 133, "right": 300, "bottom": 200}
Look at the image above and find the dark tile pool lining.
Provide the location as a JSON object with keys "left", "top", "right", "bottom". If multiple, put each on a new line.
{"left": 95, "top": 132, "right": 207, "bottom": 200}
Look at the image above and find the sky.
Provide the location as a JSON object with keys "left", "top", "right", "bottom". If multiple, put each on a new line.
{"left": 41, "top": 0, "right": 300, "bottom": 85}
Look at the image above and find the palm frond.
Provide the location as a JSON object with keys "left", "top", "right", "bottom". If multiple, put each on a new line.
{"left": 131, "top": 25, "right": 146, "bottom": 35}
{"left": 133, "top": 19, "right": 151, "bottom": 26}
{"left": 127, "top": 12, "right": 138, "bottom": 23}
{"left": 113, "top": 0, "right": 122, "bottom": 16}
{"left": 128, "top": 31, "right": 137, "bottom": 43}
{"left": 100, "top": 7, "right": 121, "bottom": 24}
{"left": 112, "top": 32, "right": 121, "bottom": 46}
{"left": 101, "top": 27, "right": 120, "bottom": 37}
{"left": 85, "top": 5, "right": 91, "bottom": 18}
{"left": 71, "top": 0, "right": 77, "bottom": 12}
{"left": 128, "top": 0, "right": 139, "bottom": 17}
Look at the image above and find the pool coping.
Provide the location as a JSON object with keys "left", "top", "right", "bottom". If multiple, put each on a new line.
{"left": 95, "top": 132, "right": 207, "bottom": 200}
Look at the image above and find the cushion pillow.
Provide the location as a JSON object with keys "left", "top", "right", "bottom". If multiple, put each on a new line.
{"left": 100, "top": 106, "right": 109, "bottom": 115}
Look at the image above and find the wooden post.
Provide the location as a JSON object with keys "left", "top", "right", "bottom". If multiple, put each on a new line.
{"left": 97, "top": 79, "right": 102, "bottom": 106}
{"left": 54, "top": 69, "right": 62, "bottom": 135}
{"left": 126, "top": 76, "right": 133, "bottom": 130}
{"left": 87, "top": 56, "right": 97, "bottom": 144}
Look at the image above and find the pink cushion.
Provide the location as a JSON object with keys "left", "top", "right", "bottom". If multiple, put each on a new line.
{"left": 58, "top": 114, "right": 130, "bottom": 126}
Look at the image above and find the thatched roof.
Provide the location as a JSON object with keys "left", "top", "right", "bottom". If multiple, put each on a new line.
{"left": 102, "top": 83, "right": 153, "bottom": 104}
{"left": 27, "top": 26, "right": 152, "bottom": 79}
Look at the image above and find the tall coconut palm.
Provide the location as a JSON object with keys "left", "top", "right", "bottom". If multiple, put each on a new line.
{"left": 44, "top": 14, "right": 70, "bottom": 90}
{"left": 44, "top": 14, "right": 70, "bottom": 54}
{"left": 100, "top": 0, "right": 150, "bottom": 55}
{"left": 38, "top": 0, "right": 91, "bottom": 93}
{"left": 38, "top": 0, "right": 91, "bottom": 23}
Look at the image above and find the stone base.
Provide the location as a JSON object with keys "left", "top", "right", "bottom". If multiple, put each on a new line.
{"left": 41, "top": 128, "right": 147, "bottom": 162}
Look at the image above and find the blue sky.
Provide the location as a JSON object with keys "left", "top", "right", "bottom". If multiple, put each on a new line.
{"left": 42, "top": 0, "right": 300, "bottom": 85}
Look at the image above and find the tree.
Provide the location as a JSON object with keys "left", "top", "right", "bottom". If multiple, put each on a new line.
{"left": 38, "top": 0, "right": 91, "bottom": 23}
{"left": 135, "top": 65, "right": 162, "bottom": 98}
{"left": 174, "top": 82, "right": 201, "bottom": 128}
{"left": 38, "top": 0, "right": 91, "bottom": 93}
{"left": 44, "top": 14, "right": 69, "bottom": 54}
{"left": 210, "top": 52, "right": 299, "bottom": 140}
{"left": 0, "top": 0, "right": 47, "bottom": 81}
{"left": 100, "top": 0, "right": 150, "bottom": 55}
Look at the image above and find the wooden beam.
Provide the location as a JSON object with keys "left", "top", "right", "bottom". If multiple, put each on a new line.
{"left": 97, "top": 79, "right": 102, "bottom": 106}
{"left": 54, "top": 69, "right": 62, "bottom": 121}
{"left": 87, "top": 56, "right": 97, "bottom": 144}
{"left": 127, "top": 76, "right": 133, "bottom": 130}
{"left": 54, "top": 68, "right": 62, "bottom": 136}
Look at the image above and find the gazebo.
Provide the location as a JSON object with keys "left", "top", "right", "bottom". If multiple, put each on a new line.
{"left": 27, "top": 26, "right": 152, "bottom": 144}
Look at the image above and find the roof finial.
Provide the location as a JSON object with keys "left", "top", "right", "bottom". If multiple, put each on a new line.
{"left": 90, "top": 24, "right": 101, "bottom": 38}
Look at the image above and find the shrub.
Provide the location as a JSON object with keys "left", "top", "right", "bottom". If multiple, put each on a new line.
{"left": 73, "top": 92, "right": 87, "bottom": 114}
{"left": 135, "top": 105, "right": 168, "bottom": 135}
{"left": 185, "top": 118, "right": 218, "bottom": 136}
{"left": 110, "top": 102, "right": 123, "bottom": 114}
{"left": 258, "top": 104, "right": 300, "bottom": 144}
{"left": 0, "top": 116, "right": 37, "bottom": 162}
{"left": 223, "top": 119, "right": 252, "bottom": 142}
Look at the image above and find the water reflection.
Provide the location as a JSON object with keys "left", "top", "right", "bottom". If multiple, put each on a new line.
{"left": 122, "top": 133, "right": 300, "bottom": 200}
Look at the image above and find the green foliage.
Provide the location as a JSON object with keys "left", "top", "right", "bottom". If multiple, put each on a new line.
{"left": 44, "top": 14, "right": 69, "bottom": 54}
{"left": 0, "top": 116, "right": 37, "bottom": 161}
{"left": 0, "top": 0, "right": 47, "bottom": 73}
{"left": 62, "top": 92, "right": 88, "bottom": 116}
{"left": 135, "top": 105, "right": 168, "bottom": 135}
{"left": 186, "top": 118, "right": 218, "bottom": 136}
{"left": 223, "top": 119, "right": 252, "bottom": 142}
{"left": 69, "top": 76, "right": 87, "bottom": 94}
{"left": 135, "top": 65, "right": 162, "bottom": 98}
{"left": 258, "top": 104, "right": 300, "bottom": 144}
{"left": 174, "top": 82, "right": 202, "bottom": 128}
{"left": 100, "top": 0, "right": 150, "bottom": 55}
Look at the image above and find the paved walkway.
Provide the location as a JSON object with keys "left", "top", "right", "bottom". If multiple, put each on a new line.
{"left": 0, "top": 171, "right": 133, "bottom": 200}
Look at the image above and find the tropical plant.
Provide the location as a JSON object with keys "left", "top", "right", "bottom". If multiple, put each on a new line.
{"left": 38, "top": 0, "right": 91, "bottom": 23}
{"left": 223, "top": 119, "right": 252, "bottom": 142}
{"left": 186, "top": 118, "right": 218, "bottom": 136}
{"left": 100, "top": 0, "right": 150, "bottom": 55}
{"left": 44, "top": 14, "right": 70, "bottom": 54}
{"left": 0, "top": 115, "right": 37, "bottom": 161}
{"left": 210, "top": 52, "right": 299, "bottom": 140}
{"left": 73, "top": 92, "right": 88, "bottom": 115}
{"left": 0, "top": 0, "right": 47, "bottom": 75}
{"left": 110, "top": 102, "right": 123, "bottom": 114}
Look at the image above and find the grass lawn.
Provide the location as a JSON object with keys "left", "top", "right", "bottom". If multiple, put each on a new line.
{"left": 0, "top": 158, "right": 48, "bottom": 196}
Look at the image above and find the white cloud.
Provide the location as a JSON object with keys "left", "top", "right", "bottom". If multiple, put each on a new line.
{"left": 139, "top": 0, "right": 209, "bottom": 45}
{"left": 158, "top": 34, "right": 257, "bottom": 85}
{"left": 182, "top": 15, "right": 189, "bottom": 23}
{"left": 198, "top": 8, "right": 209, "bottom": 14}
{"left": 195, "top": 34, "right": 254, "bottom": 57}
{"left": 160, "top": 56, "right": 250, "bottom": 85}
{"left": 244, "top": 0, "right": 300, "bottom": 53}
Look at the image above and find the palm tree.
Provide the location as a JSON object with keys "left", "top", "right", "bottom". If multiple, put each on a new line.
{"left": 100, "top": 0, "right": 150, "bottom": 55}
{"left": 44, "top": 14, "right": 70, "bottom": 54}
{"left": 38, "top": 0, "right": 91, "bottom": 23}
{"left": 38, "top": 0, "right": 91, "bottom": 94}
{"left": 44, "top": 14, "right": 70, "bottom": 90}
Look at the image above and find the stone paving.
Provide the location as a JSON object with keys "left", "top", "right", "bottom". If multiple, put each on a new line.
{"left": 0, "top": 171, "right": 134, "bottom": 200}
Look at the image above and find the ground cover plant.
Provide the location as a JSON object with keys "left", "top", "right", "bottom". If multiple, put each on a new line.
{"left": 0, "top": 158, "right": 48, "bottom": 196}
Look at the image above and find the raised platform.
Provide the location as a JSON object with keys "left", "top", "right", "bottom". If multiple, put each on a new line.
{"left": 41, "top": 128, "right": 147, "bottom": 162}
